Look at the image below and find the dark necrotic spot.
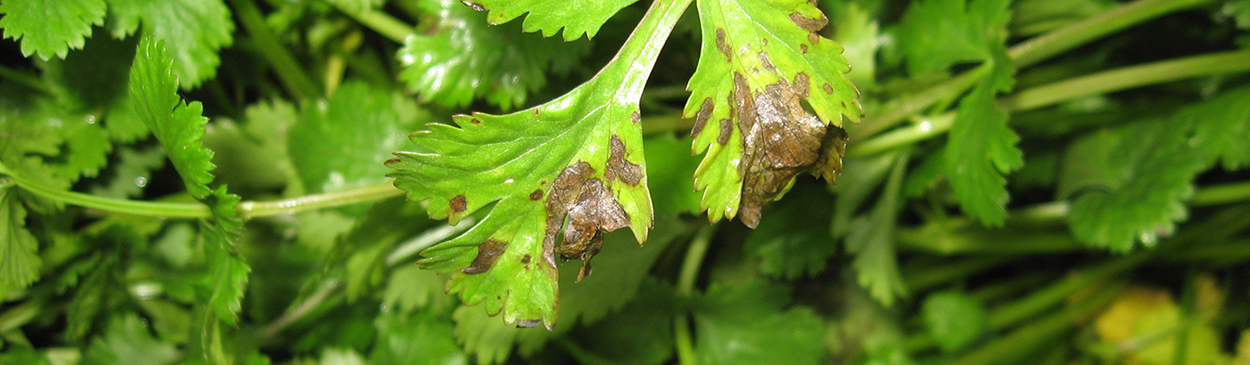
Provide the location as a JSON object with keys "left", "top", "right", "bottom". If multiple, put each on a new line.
{"left": 794, "top": 73, "right": 810, "bottom": 99}
{"left": 606, "top": 135, "right": 643, "bottom": 186}
{"left": 800, "top": 44, "right": 808, "bottom": 54}
{"left": 789, "top": 12, "right": 827, "bottom": 32}
{"left": 759, "top": 53, "right": 777, "bottom": 72}
{"left": 470, "top": 118, "right": 481, "bottom": 124}
{"left": 808, "top": 33, "right": 820, "bottom": 45}
{"left": 462, "top": 239, "right": 507, "bottom": 274}
{"left": 715, "top": 28, "right": 732, "bottom": 60}
{"left": 692, "top": 98, "right": 713, "bottom": 138}
{"left": 631, "top": 111, "right": 641, "bottom": 124}
{"left": 450, "top": 195, "right": 467, "bottom": 213}
{"left": 823, "top": 83, "right": 834, "bottom": 95}
{"left": 530, "top": 189, "right": 543, "bottom": 200}
{"left": 516, "top": 320, "right": 543, "bottom": 328}
{"left": 717, "top": 119, "right": 732, "bottom": 145}
{"left": 521, "top": 255, "right": 532, "bottom": 264}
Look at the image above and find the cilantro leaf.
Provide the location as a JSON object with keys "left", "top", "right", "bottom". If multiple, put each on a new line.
{"left": 290, "top": 81, "right": 413, "bottom": 194}
{"left": 370, "top": 312, "right": 467, "bottom": 365}
{"left": 846, "top": 152, "right": 909, "bottom": 306}
{"left": 90, "top": 146, "right": 165, "bottom": 199}
{"left": 566, "top": 279, "right": 676, "bottom": 365}
{"left": 129, "top": 34, "right": 215, "bottom": 199}
{"left": 944, "top": 73, "right": 1022, "bottom": 226}
{"left": 398, "top": 0, "right": 590, "bottom": 110}
{"left": 0, "top": 185, "right": 41, "bottom": 290}
{"left": 465, "top": 0, "right": 639, "bottom": 41}
{"left": 745, "top": 183, "right": 836, "bottom": 279}
{"left": 641, "top": 134, "right": 702, "bottom": 216}
{"left": 691, "top": 281, "right": 826, "bottom": 365}
{"left": 83, "top": 313, "right": 181, "bottom": 365}
{"left": 684, "top": 0, "right": 861, "bottom": 228}
{"left": 41, "top": 33, "right": 135, "bottom": 113}
{"left": 922, "top": 290, "right": 988, "bottom": 354}
{"left": 1187, "top": 87, "right": 1250, "bottom": 170}
{"left": 895, "top": 0, "right": 1011, "bottom": 76}
{"left": 388, "top": 0, "right": 691, "bottom": 328}
{"left": 0, "top": 0, "right": 106, "bottom": 60}
{"left": 108, "top": 0, "right": 234, "bottom": 88}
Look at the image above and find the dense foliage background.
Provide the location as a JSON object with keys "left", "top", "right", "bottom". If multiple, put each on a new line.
{"left": 1, "top": 0, "right": 1250, "bottom": 364}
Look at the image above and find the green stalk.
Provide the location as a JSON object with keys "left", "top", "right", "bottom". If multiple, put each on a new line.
{"left": 1189, "top": 180, "right": 1250, "bottom": 207}
{"left": 0, "top": 63, "right": 50, "bottom": 94}
{"left": 675, "top": 225, "right": 715, "bottom": 365}
{"left": 336, "top": 6, "right": 414, "bottom": 43}
{"left": 903, "top": 256, "right": 1010, "bottom": 292}
{"left": 1008, "top": 0, "right": 1217, "bottom": 69}
{"left": 986, "top": 254, "right": 1148, "bottom": 330}
{"left": 229, "top": 0, "right": 321, "bottom": 100}
{"left": 236, "top": 182, "right": 403, "bottom": 219}
{"left": 852, "top": 0, "right": 1212, "bottom": 140}
{"left": 1005, "top": 50, "right": 1250, "bottom": 111}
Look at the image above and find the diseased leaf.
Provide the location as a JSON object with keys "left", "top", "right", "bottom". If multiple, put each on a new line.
{"left": 0, "top": 0, "right": 106, "bottom": 60}
{"left": 388, "top": 0, "right": 690, "bottom": 328}
{"left": 0, "top": 185, "right": 41, "bottom": 290}
{"left": 109, "top": 0, "right": 234, "bottom": 88}
{"left": 691, "top": 281, "right": 826, "bottom": 365}
{"left": 684, "top": 0, "right": 861, "bottom": 228}
{"left": 464, "top": 0, "right": 639, "bottom": 40}
{"left": 398, "top": 0, "right": 591, "bottom": 110}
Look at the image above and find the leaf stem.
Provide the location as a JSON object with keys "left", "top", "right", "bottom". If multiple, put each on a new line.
{"left": 229, "top": 0, "right": 322, "bottom": 100}
{"left": 237, "top": 183, "right": 404, "bottom": 219}
{"left": 675, "top": 225, "right": 715, "bottom": 365}
{"left": 335, "top": 6, "right": 414, "bottom": 43}
{"left": 0, "top": 63, "right": 50, "bottom": 94}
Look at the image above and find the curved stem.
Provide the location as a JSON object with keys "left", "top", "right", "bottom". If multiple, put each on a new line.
{"left": 238, "top": 182, "right": 403, "bottom": 219}
{"left": 674, "top": 225, "right": 715, "bottom": 365}
{"left": 337, "top": 6, "right": 414, "bottom": 43}
{"left": 229, "top": 0, "right": 321, "bottom": 100}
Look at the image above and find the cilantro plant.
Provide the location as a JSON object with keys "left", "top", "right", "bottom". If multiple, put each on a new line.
{"left": 3, "top": 0, "right": 1250, "bottom": 364}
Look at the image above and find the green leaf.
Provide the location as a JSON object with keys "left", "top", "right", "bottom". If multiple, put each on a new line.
{"left": 290, "top": 81, "right": 413, "bottom": 194}
{"left": 452, "top": 305, "right": 518, "bottom": 365}
{"left": 846, "top": 152, "right": 909, "bottom": 306}
{"left": 691, "top": 281, "right": 825, "bottom": 365}
{"left": 53, "top": 120, "right": 112, "bottom": 184}
{"left": 921, "top": 291, "right": 987, "bottom": 354}
{"left": 0, "top": 0, "right": 106, "bottom": 60}
{"left": 203, "top": 187, "right": 248, "bottom": 326}
{"left": 108, "top": 0, "right": 234, "bottom": 88}
{"left": 944, "top": 73, "right": 1022, "bottom": 226}
{"left": 566, "top": 279, "right": 676, "bottom": 365}
{"left": 684, "top": 0, "right": 860, "bottom": 228}
{"left": 398, "top": 0, "right": 591, "bottom": 110}
{"left": 1222, "top": 0, "right": 1250, "bottom": 29}
{"left": 1186, "top": 87, "right": 1250, "bottom": 170}
{"left": 465, "top": 0, "right": 639, "bottom": 41}
{"left": 388, "top": 0, "right": 689, "bottom": 328}
{"left": 745, "top": 183, "right": 836, "bottom": 279}
{"left": 41, "top": 32, "right": 136, "bottom": 112}
{"left": 641, "top": 134, "right": 702, "bottom": 216}
{"left": 383, "top": 265, "right": 454, "bottom": 314}
{"left": 895, "top": 0, "right": 1011, "bottom": 76}
{"left": 0, "top": 185, "right": 41, "bottom": 290}
{"left": 82, "top": 313, "right": 181, "bottom": 365}
{"left": 129, "top": 34, "right": 215, "bottom": 199}
{"left": 369, "top": 312, "right": 468, "bottom": 365}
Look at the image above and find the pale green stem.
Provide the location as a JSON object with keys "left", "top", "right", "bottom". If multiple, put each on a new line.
{"left": 675, "top": 225, "right": 715, "bottom": 365}
{"left": 336, "top": 5, "right": 414, "bottom": 43}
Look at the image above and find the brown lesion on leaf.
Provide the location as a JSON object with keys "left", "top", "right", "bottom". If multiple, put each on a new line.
{"left": 789, "top": 12, "right": 828, "bottom": 32}
{"left": 800, "top": 44, "right": 809, "bottom": 54}
{"left": 692, "top": 98, "right": 714, "bottom": 138}
{"left": 631, "top": 111, "right": 641, "bottom": 124}
{"left": 731, "top": 72, "right": 846, "bottom": 228}
{"left": 460, "top": 1, "right": 486, "bottom": 11}
{"left": 605, "top": 135, "right": 643, "bottom": 186}
{"left": 450, "top": 195, "right": 467, "bottom": 214}
{"left": 544, "top": 162, "right": 631, "bottom": 281}
{"left": 759, "top": 53, "right": 778, "bottom": 73}
{"left": 530, "top": 189, "right": 543, "bottom": 200}
{"left": 715, "top": 28, "right": 732, "bottom": 61}
{"left": 823, "top": 83, "right": 834, "bottom": 95}
{"left": 462, "top": 239, "right": 507, "bottom": 274}
{"left": 717, "top": 119, "right": 732, "bottom": 145}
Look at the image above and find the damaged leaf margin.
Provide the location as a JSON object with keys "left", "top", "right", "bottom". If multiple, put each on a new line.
{"left": 386, "top": 0, "right": 689, "bottom": 329}
{"left": 684, "top": 0, "right": 862, "bottom": 227}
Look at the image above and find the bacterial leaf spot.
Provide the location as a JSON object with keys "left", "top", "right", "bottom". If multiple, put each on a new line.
{"left": 789, "top": 12, "right": 827, "bottom": 32}
{"left": 462, "top": 239, "right": 507, "bottom": 274}
{"left": 717, "top": 119, "right": 732, "bottom": 145}
{"left": 794, "top": 73, "right": 810, "bottom": 99}
{"left": 732, "top": 73, "right": 830, "bottom": 228}
{"left": 631, "top": 111, "right": 641, "bottom": 124}
{"left": 715, "top": 28, "right": 732, "bottom": 60}
{"left": 530, "top": 189, "right": 543, "bottom": 200}
{"left": 606, "top": 135, "right": 644, "bottom": 186}
{"left": 545, "top": 162, "right": 631, "bottom": 281}
{"left": 759, "top": 53, "right": 778, "bottom": 72}
{"left": 470, "top": 118, "right": 481, "bottom": 124}
{"left": 450, "top": 195, "right": 467, "bottom": 214}
{"left": 800, "top": 44, "right": 809, "bottom": 54}
{"left": 823, "top": 83, "right": 834, "bottom": 95}
{"left": 460, "top": 1, "right": 486, "bottom": 11}
{"left": 692, "top": 98, "right": 714, "bottom": 138}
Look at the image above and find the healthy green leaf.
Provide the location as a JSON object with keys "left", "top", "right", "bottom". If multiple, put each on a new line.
{"left": 846, "top": 152, "right": 909, "bottom": 306}
{"left": 641, "top": 134, "right": 702, "bottom": 216}
{"left": 204, "top": 187, "right": 248, "bottom": 326}
{"left": 1186, "top": 87, "right": 1250, "bottom": 170}
{"left": 0, "top": 0, "right": 106, "bottom": 60}
{"left": 465, "top": 0, "right": 639, "bottom": 40}
{"left": 452, "top": 305, "right": 518, "bottom": 365}
{"left": 41, "top": 32, "right": 136, "bottom": 112}
{"left": 129, "top": 34, "right": 215, "bottom": 199}
{"left": 108, "top": 0, "right": 234, "bottom": 88}
{"left": 895, "top": 0, "right": 1011, "bottom": 77}
{"left": 388, "top": 0, "right": 689, "bottom": 328}
{"left": 369, "top": 312, "right": 468, "bottom": 365}
{"left": 290, "top": 81, "right": 414, "bottom": 194}
{"left": 922, "top": 290, "right": 987, "bottom": 354}
{"left": 0, "top": 185, "right": 41, "bottom": 289}
{"left": 684, "top": 0, "right": 860, "bottom": 228}
{"left": 944, "top": 73, "right": 1022, "bottom": 226}
{"left": 745, "top": 183, "right": 836, "bottom": 279}
{"left": 383, "top": 265, "right": 455, "bottom": 313}
{"left": 398, "top": 0, "right": 591, "bottom": 110}
{"left": 83, "top": 314, "right": 181, "bottom": 365}
{"left": 691, "top": 280, "right": 826, "bottom": 365}
{"left": 566, "top": 279, "right": 676, "bottom": 365}
{"left": 54, "top": 121, "right": 112, "bottom": 184}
